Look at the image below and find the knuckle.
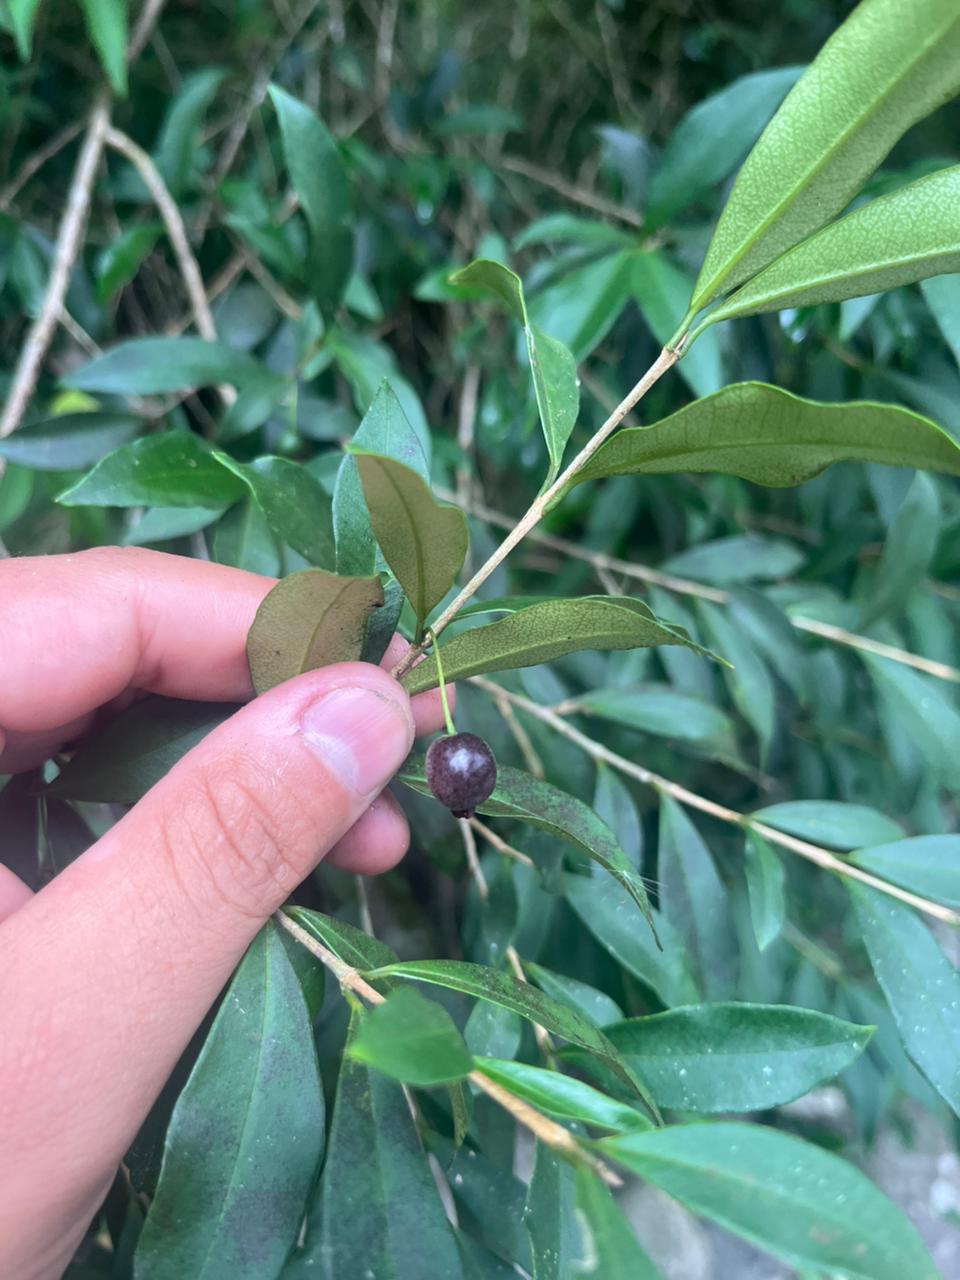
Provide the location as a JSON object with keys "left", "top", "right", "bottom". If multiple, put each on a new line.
{"left": 163, "top": 751, "right": 327, "bottom": 919}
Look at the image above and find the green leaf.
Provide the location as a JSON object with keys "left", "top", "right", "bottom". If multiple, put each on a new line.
{"left": 862, "top": 472, "right": 940, "bottom": 624}
{"left": 349, "top": 987, "right": 473, "bottom": 1086}
{"left": 751, "top": 801, "right": 904, "bottom": 850}
{"left": 63, "top": 337, "right": 270, "bottom": 395}
{"left": 213, "top": 501, "right": 282, "bottom": 575}
{"left": 851, "top": 835, "right": 960, "bottom": 908}
{"left": 665, "top": 534, "right": 805, "bottom": 587}
{"left": 697, "top": 600, "right": 775, "bottom": 755}
{"left": 863, "top": 653, "right": 960, "bottom": 789}
{"left": 601, "top": 1122, "right": 936, "bottom": 1280}
{"left": 45, "top": 697, "right": 235, "bottom": 804}
{"left": 134, "top": 923, "right": 324, "bottom": 1280}
{"left": 645, "top": 65, "right": 803, "bottom": 229}
{"left": 282, "top": 906, "right": 399, "bottom": 972}
{"left": 572, "top": 1168, "right": 663, "bottom": 1279}
{"left": 399, "top": 756, "right": 656, "bottom": 931}
{"left": 79, "top": 0, "right": 127, "bottom": 96}
{"left": 401, "top": 597, "right": 717, "bottom": 696}
{"left": 564, "top": 382, "right": 960, "bottom": 492}
{"left": 743, "top": 831, "right": 786, "bottom": 952}
{"left": 155, "top": 69, "right": 226, "bottom": 198}
{"left": 268, "top": 85, "right": 352, "bottom": 313}
{"left": 574, "top": 684, "right": 738, "bottom": 761}
{"left": 513, "top": 213, "right": 634, "bottom": 251}
{"left": 123, "top": 505, "right": 225, "bottom": 545}
{"left": 689, "top": 0, "right": 960, "bottom": 312}
{"left": 473, "top": 1058, "right": 651, "bottom": 1132}
{"left": 95, "top": 225, "right": 161, "bottom": 303}
{"left": 0, "top": 412, "right": 142, "bottom": 470}
{"left": 214, "top": 453, "right": 335, "bottom": 567}
{"left": 657, "top": 795, "right": 736, "bottom": 1000}
{"left": 352, "top": 450, "right": 467, "bottom": 639}
{"left": 921, "top": 271, "right": 960, "bottom": 369}
{"left": 525, "top": 962, "right": 624, "bottom": 1029}
{"left": 57, "top": 433, "right": 246, "bottom": 508}
{"left": 605, "top": 1003, "right": 871, "bottom": 1113}
{"left": 703, "top": 166, "right": 960, "bottom": 328}
{"left": 286, "top": 1017, "right": 465, "bottom": 1280}
{"left": 524, "top": 1144, "right": 578, "bottom": 1280}
{"left": 8, "top": 0, "right": 41, "bottom": 58}
{"left": 526, "top": 249, "right": 633, "bottom": 361}
{"left": 565, "top": 871, "right": 698, "bottom": 1010}
{"left": 246, "top": 569, "right": 384, "bottom": 694}
{"left": 451, "top": 259, "right": 579, "bottom": 485}
{"left": 849, "top": 884, "right": 960, "bottom": 1117}
{"left": 363, "top": 958, "right": 649, "bottom": 1104}
{"left": 333, "top": 382, "right": 429, "bottom": 577}
{"left": 632, "top": 252, "right": 723, "bottom": 398}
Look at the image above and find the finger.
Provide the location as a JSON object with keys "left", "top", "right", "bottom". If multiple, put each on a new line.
{"left": 0, "top": 865, "right": 32, "bottom": 924}
{"left": 0, "top": 662, "right": 414, "bottom": 1272}
{"left": 324, "top": 790, "right": 410, "bottom": 874}
{"left": 0, "top": 547, "right": 274, "bottom": 733}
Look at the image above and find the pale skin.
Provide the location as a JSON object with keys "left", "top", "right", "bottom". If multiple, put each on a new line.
{"left": 0, "top": 547, "right": 453, "bottom": 1280}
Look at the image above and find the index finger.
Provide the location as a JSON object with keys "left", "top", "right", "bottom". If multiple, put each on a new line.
{"left": 0, "top": 547, "right": 274, "bottom": 734}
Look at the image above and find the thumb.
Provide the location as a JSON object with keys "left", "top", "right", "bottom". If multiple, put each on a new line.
{"left": 0, "top": 663, "right": 413, "bottom": 1265}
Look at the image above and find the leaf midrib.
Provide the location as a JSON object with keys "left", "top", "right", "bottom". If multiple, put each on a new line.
{"left": 696, "top": 13, "right": 960, "bottom": 307}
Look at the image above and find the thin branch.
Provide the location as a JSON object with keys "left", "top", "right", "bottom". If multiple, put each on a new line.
{"left": 128, "top": 0, "right": 168, "bottom": 60}
{"left": 441, "top": 489, "right": 960, "bottom": 685}
{"left": 103, "top": 126, "right": 218, "bottom": 343}
{"left": 275, "top": 908, "right": 619, "bottom": 1184}
{"left": 469, "top": 677, "right": 960, "bottom": 928}
{"left": 468, "top": 817, "right": 535, "bottom": 868}
{"left": 506, "top": 944, "right": 555, "bottom": 1062}
{"left": 0, "top": 97, "right": 110, "bottom": 439}
{"left": 490, "top": 686, "right": 546, "bottom": 779}
{"left": 0, "top": 120, "right": 84, "bottom": 211}
{"left": 499, "top": 154, "right": 643, "bottom": 227}
{"left": 459, "top": 817, "right": 489, "bottom": 900}
{"left": 394, "top": 346, "right": 680, "bottom": 678}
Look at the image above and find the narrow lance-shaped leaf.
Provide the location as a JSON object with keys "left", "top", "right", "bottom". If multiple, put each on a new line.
{"left": 268, "top": 85, "right": 352, "bottom": 312}
{"left": 246, "top": 569, "right": 384, "bottom": 694}
{"left": 700, "top": 166, "right": 960, "bottom": 331}
{"left": 451, "top": 259, "right": 579, "bottom": 486}
{"left": 645, "top": 65, "right": 803, "bottom": 229}
{"left": 282, "top": 906, "right": 399, "bottom": 972}
{"left": 57, "top": 433, "right": 247, "bottom": 509}
{"left": 688, "top": 0, "right": 960, "bottom": 313}
{"left": 349, "top": 987, "right": 473, "bottom": 1087}
{"left": 214, "top": 452, "right": 335, "bottom": 568}
{"left": 401, "top": 597, "right": 719, "bottom": 697}
{"left": 472, "top": 1058, "right": 652, "bottom": 1132}
{"left": 604, "top": 1003, "right": 872, "bottom": 1113}
{"left": 134, "top": 922, "right": 325, "bottom": 1280}
{"left": 285, "top": 1014, "right": 465, "bottom": 1280}
{"left": 333, "top": 381, "right": 429, "bottom": 577}
{"left": 62, "top": 336, "right": 272, "bottom": 395}
{"left": 743, "top": 830, "right": 785, "bottom": 952}
{"left": 849, "top": 884, "right": 960, "bottom": 1117}
{"left": 0, "top": 412, "right": 143, "bottom": 470}
{"left": 398, "top": 756, "right": 657, "bottom": 936}
{"left": 362, "top": 958, "right": 656, "bottom": 1112}
{"left": 850, "top": 835, "right": 960, "bottom": 909}
{"left": 352, "top": 449, "right": 467, "bottom": 640}
{"left": 601, "top": 1123, "right": 937, "bottom": 1280}
{"left": 79, "top": 0, "right": 127, "bottom": 96}
{"left": 564, "top": 383, "right": 960, "bottom": 493}
{"left": 572, "top": 1169, "right": 663, "bottom": 1280}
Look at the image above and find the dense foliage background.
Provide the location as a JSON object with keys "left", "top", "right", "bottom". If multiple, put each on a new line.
{"left": 4, "top": 1, "right": 960, "bottom": 1276}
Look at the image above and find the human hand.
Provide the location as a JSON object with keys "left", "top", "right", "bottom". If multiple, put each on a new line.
{"left": 0, "top": 547, "right": 450, "bottom": 1280}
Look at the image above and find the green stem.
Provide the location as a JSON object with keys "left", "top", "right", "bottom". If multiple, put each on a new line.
{"left": 429, "top": 629, "right": 456, "bottom": 735}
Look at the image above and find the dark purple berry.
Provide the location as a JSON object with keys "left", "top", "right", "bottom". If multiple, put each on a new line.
{"left": 425, "top": 732, "right": 497, "bottom": 819}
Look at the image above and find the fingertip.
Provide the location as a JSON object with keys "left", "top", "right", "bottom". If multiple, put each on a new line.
{"left": 324, "top": 791, "right": 410, "bottom": 875}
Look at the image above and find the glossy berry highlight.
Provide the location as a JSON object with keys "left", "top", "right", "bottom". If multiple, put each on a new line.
{"left": 425, "top": 732, "right": 497, "bottom": 818}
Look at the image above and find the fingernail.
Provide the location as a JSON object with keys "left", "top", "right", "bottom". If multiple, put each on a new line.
{"left": 300, "top": 686, "right": 413, "bottom": 796}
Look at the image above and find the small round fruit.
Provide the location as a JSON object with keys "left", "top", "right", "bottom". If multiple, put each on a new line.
{"left": 425, "top": 731, "right": 497, "bottom": 818}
